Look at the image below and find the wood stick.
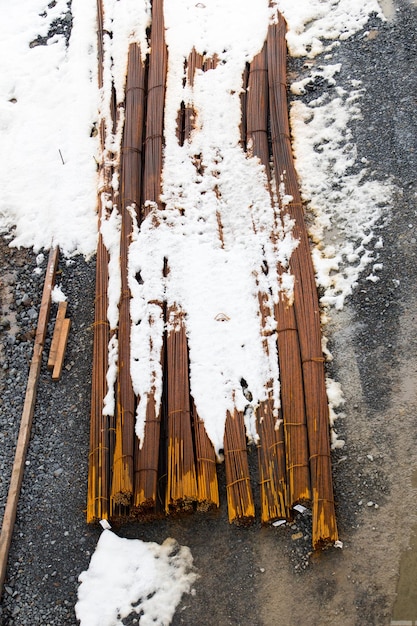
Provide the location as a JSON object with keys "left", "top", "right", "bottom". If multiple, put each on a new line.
{"left": 48, "top": 300, "right": 68, "bottom": 369}
{"left": 51, "top": 317, "right": 71, "bottom": 381}
{"left": 0, "top": 246, "right": 59, "bottom": 599}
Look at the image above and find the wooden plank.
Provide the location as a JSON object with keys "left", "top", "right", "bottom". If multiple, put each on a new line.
{"left": 51, "top": 317, "right": 71, "bottom": 381}
{"left": 0, "top": 246, "right": 59, "bottom": 599}
{"left": 48, "top": 300, "right": 68, "bottom": 370}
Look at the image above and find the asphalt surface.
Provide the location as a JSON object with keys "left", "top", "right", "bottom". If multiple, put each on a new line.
{"left": 1, "top": 1, "right": 417, "bottom": 624}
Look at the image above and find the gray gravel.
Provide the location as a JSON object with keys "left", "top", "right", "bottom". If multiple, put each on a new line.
{"left": 0, "top": 245, "right": 98, "bottom": 625}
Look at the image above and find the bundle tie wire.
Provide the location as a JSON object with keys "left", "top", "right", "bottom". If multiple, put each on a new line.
{"left": 309, "top": 453, "right": 331, "bottom": 461}
{"left": 226, "top": 477, "right": 251, "bottom": 489}
{"left": 89, "top": 445, "right": 109, "bottom": 457}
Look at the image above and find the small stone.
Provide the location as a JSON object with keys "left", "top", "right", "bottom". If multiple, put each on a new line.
{"left": 291, "top": 532, "right": 303, "bottom": 541}
{"left": 4, "top": 585, "right": 13, "bottom": 596}
{"left": 27, "top": 307, "right": 38, "bottom": 320}
{"left": 0, "top": 318, "right": 10, "bottom": 331}
{"left": 53, "top": 468, "right": 64, "bottom": 478}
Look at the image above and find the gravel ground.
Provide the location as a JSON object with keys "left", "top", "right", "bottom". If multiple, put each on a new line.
{"left": 0, "top": 246, "right": 97, "bottom": 625}
{"left": 1, "top": 2, "right": 417, "bottom": 625}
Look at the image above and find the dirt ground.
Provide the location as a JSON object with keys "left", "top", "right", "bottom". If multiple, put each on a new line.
{"left": 1, "top": 2, "right": 417, "bottom": 625}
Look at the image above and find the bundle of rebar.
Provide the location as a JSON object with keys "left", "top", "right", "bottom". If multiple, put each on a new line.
{"left": 110, "top": 42, "right": 145, "bottom": 515}
{"left": 245, "top": 43, "right": 292, "bottom": 523}
{"left": 166, "top": 47, "right": 221, "bottom": 515}
{"left": 130, "top": 0, "right": 167, "bottom": 519}
{"left": 87, "top": 0, "right": 114, "bottom": 524}
{"left": 267, "top": 14, "right": 338, "bottom": 548}
{"left": 245, "top": 40, "right": 311, "bottom": 521}
{"left": 87, "top": 4, "right": 338, "bottom": 549}
{"left": 165, "top": 306, "right": 199, "bottom": 513}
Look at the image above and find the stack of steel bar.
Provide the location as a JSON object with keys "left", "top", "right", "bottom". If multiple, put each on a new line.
{"left": 266, "top": 14, "right": 338, "bottom": 549}
{"left": 110, "top": 42, "right": 145, "bottom": 515}
{"left": 87, "top": 0, "right": 114, "bottom": 524}
{"left": 87, "top": 4, "right": 338, "bottom": 549}
{"left": 179, "top": 48, "right": 253, "bottom": 525}
{"left": 245, "top": 40, "right": 312, "bottom": 524}
{"left": 133, "top": 0, "right": 167, "bottom": 518}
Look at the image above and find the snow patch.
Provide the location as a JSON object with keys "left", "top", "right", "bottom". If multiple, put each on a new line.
{"left": 51, "top": 284, "right": 67, "bottom": 303}
{"left": 75, "top": 530, "right": 197, "bottom": 626}
{"left": 290, "top": 86, "right": 391, "bottom": 310}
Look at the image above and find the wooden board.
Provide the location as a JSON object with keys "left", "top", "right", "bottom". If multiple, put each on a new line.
{"left": 0, "top": 246, "right": 59, "bottom": 599}
{"left": 52, "top": 317, "right": 71, "bottom": 381}
{"left": 48, "top": 300, "right": 68, "bottom": 370}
